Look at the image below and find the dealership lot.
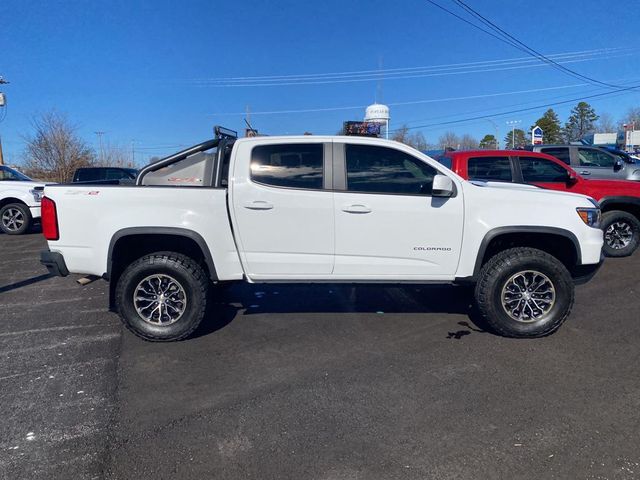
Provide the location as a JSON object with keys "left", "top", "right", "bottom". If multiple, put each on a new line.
{"left": 1, "top": 233, "right": 640, "bottom": 479}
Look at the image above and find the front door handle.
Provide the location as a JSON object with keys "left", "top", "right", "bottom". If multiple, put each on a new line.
{"left": 244, "top": 200, "right": 274, "bottom": 210}
{"left": 579, "top": 170, "right": 591, "bottom": 175}
{"left": 342, "top": 204, "right": 372, "bottom": 214}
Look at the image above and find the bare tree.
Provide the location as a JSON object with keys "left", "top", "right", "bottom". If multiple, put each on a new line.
{"left": 391, "top": 124, "right": 427, "bottom": 150}
{"left": 438, "top": 131, "right": 460, "bottom": 150}
{"left": 622, "top": 107, "right": 640, "bottom": 128}
{"left": 98, "top": 143, "right": 134, "bottom": 168}
{"left": 23, "top": 111, "right": 95, "bottom": 182}
{"left": 595, "top": 112, "right": 617, "bottom": 133}
{"left": 459, "top": 134, "right": 479, "bottom": 150}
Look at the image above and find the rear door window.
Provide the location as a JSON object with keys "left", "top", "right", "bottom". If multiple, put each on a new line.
{"left": 467, "top": 156, "right": 513, "bottom": 182}
{"left": 519, "top": 157, "right": 570, "bottom": 182}
{"left": 540, "top": 147, "right": 571, "bottom": 165}
{"left": 577, "top": 148, "right": 615, "bottom": 168}
{"left": 250, "top": 143, "right": 324, "bottom": 190}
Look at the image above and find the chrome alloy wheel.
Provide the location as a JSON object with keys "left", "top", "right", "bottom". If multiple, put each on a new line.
{"left": 501, "top": 270, "right": 556, "bottom": 323}
{"left": 605, "top": 221, "right": 633, "bottom": 250}
{"left": 2, "top": 207, "right": 24, "bottom": 232}
{"left": 133, "top": 274, "right": 187, "bottom": 325}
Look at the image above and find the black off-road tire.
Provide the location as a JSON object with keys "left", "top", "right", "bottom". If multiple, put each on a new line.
{"left": 474, "top": 248, "right": 574, "bottom": 338}
{"left": 0, "top": 202, "right": 32, "bottom": 235}
{"left": 601, "top": 210, "right": 640, "bottom": 258}
{"left": 115, "top": 252, "right": 209, "bottom": 341}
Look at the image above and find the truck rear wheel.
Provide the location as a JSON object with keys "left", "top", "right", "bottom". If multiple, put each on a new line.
{"left": 474, "top": 248, "right": 574, "bottom": 338}
{"left": 601, "top": 210, "right": 640, "bottom": 257}
{"left": 0, "top": 203, "right": 32, "bottom": 235}
{"left": 115, "top": 252, "right": 208, "bottom": 341}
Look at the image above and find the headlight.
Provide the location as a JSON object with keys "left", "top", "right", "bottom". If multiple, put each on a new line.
{"left": 29, "top": 188, "right": 44, "bottom": 202}
{"left": 576, "top": 207, "right": 601, "bottom": 228}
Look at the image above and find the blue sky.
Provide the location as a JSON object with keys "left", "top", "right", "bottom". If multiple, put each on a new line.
{"left": 1, "top": 0, "right": 640, "bottom": 165}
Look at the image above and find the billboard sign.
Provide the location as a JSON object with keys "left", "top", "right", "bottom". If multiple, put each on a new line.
{"left": 343, "top": 121, "right": 381, "bottom": 137}
{"left": 531, "top": 125, "right": 543, "bottom": 145}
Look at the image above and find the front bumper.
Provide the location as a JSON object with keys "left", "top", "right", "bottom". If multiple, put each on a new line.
{"left": 572, "top": 253, "right": 605, "bottom": 285}
{"left": 40, "top": 250, "right": 69, "bottom": 277}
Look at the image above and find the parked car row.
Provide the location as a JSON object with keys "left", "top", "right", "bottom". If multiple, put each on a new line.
{"left": 0, "top": 166, "right": 138, "bottom": 234}
{"left": 438, "top": 150, "right": 640, "bottom": 257}
{"left": 39, "top": 128, "right": 605, "bottom": 342}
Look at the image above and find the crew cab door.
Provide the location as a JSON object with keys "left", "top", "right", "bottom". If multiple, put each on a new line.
{"left": 332, "top": 142, "right": 464, "bottom": 279}
{"left": 230, "top": 140, "right": 334, "bottom": 280}
{"left": 575, "top": 147, "right": 620, "bottom": 179}
{"left": 516, "top": 155, "right": 577, "bottom": 192}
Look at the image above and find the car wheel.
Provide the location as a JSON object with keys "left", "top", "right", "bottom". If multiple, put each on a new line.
{"left": 115, "top": 252, "right": 209, "bottom": 341}
{"left": 0, "top": 203, "right": 32, "bottom": 235}
{"left": 601, "top": 210, "right": 640, "bottom": 257}
{"left": 474, "top": 247, "right": 574, "bottom": 338}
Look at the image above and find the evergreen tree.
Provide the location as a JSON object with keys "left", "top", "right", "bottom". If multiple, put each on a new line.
{"left": 563, "top": 102, "right": 599, "bottom": 142}
{"left": 479, "top": 134, "right": 498, "bottom": 149}
{"left": 504, "top": 128, "right": 526, "bottom": 149}
{"left": 531, "top": 109, "right": 562, "bottom": 144}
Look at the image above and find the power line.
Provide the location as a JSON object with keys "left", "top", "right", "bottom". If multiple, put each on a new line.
{"left": 391, "top": 83, "right": 640, "bottom": 132}
{"left": 186, "top": 48, "right": 630, "bottom": 87}
{"left": 445, "top": 0, "right": 629, "bottom": 90}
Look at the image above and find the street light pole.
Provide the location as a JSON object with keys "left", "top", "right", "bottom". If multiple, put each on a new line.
{"left": 506, "top": 120, "right": 522, "bottom": 149}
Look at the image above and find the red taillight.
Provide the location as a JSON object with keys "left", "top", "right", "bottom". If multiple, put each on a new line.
{"left": 41, "top": 196, "right": 59, "bottom": 241}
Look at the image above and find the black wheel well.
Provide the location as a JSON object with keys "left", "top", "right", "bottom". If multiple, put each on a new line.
{"left": 600, "top": 203, "right": 640, "bottom": 221}
{"left": 0, "top": 198, "right": 28, "bottom": 209}
{"left": 107, "top": 232, "right": 215, "bottom": 310}
{"left": 479, "top": 232, "right": 578, "bottom": 273}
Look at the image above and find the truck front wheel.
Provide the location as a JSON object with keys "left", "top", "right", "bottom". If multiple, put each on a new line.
{"left": 474, "top": 248, "right": 574, "bottom": 338}
{"left": 115, "top": 252, "right": 208, "bottom": 341}
{"left": 601, "top": 210, "right": 640, "bottom": 257}
{"left": 0, "top": 203, "right": 32, "bottom": 235}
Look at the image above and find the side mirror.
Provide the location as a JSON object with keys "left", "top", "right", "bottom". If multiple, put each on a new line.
{"left": 432, "top": 174, "right": 455, "bottom": 197}
{"left": 567, "top": 172, "right": 578, "bottom": 184}
{"left": 614, "top": 159, "right": 624, "bottom": 171}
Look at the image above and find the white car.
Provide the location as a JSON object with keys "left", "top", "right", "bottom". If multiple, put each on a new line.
{"left": 0, "top": 165, "right": 44, "bottom": 234}
{"left": 40, "top": 128, "right": 604, "bottom": 341}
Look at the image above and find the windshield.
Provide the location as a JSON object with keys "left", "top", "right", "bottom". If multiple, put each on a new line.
{"left": 0, "top": 166, "right": 33, "bottom": 181}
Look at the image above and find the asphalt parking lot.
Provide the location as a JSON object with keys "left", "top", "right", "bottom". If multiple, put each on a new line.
{"left": 1, "top": 232, "right": 640, "bottom": 479}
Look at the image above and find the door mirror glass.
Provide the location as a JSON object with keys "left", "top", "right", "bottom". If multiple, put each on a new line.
{"left": 614, "top": 159, "right": 624, "bottom": 171}
{"left": 432, "top": 174, "right": 455, "bottom": 197}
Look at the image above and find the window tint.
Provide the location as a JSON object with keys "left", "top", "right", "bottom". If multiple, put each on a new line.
{"left": 519, "top": 157, "right": 570, "bottom": 183}
{"left": 106, "top": 169, "right": 130, "bottom": 180}
{"left": 76, "top": 169, "right": 102, "bottom": 182}
{"left": 540, "top": 147, "right": 571, "bottom": 165}
{"left": 467, "top": 156, "right": 513, "bottom": 182}
{"left": 251, "top": 144, "right": 323, "bottom": 189}
{"left": 345, "top": 144, "right": 437, "bottom": 195}
{"left": 0, "top": 166, "right": 31, "bottom": 181}
{"left": 577, "top": 148, "right": 615, "bottom": 168}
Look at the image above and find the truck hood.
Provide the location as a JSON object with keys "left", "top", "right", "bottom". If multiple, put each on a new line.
{"left": 467, "top": 179, "right": 594, "bottom": 205}
{"left": 0, "top": 180, "right": 46, "bottom": 189}
{"left": 579, "top": 178, "right": 640, "bottom": 196}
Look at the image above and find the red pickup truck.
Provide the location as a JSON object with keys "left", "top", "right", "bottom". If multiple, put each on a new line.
{"left": 438, "top": 150, "right": 640, "bottom": 257}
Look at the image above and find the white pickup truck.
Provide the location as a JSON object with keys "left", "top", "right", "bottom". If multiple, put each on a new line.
{"left": 0, "top": 165, "right": 44, "bottom": 235}
{"left": 40, "top": 127, "right": 604, "bottom": 341}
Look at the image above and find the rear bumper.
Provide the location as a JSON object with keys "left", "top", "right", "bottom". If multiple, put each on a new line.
{"left": 572, "top": 254, "right": 605, "bottom": 285}
{"left": 40, "top": 250, "right": 69, "bottom": 277}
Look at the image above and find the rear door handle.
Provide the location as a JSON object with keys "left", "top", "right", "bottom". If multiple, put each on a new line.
{"left": 342, "top": 204, "right": 372, "bottom": 214}
{"left": 579, "top": 171, "right": 591, "bottom": 175}
{"left": 244, "top": 200, "right": 274, "bottom": 210}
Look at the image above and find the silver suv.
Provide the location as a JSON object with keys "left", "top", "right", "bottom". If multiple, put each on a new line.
{"left": 529, "top": 144, "right": 640, "bottom": 181}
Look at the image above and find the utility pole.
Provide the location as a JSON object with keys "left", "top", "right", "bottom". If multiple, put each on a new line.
{"left": 0, "top": 76, "right": 9, "bottom": 166}
{"left": 486, "top": 119, "right": 500, "bottom": 149}
{"left": 94, "top": 131, "right": 105, "bottom": 163}
{"left": 506, "top": 120, "right": 521, "bottom": 149}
